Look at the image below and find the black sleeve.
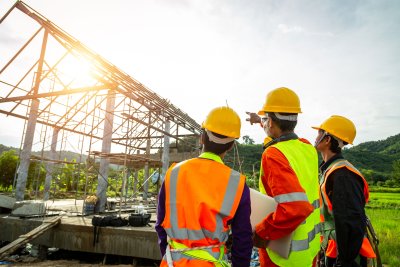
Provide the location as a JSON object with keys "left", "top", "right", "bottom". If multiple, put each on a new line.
{"left": 329, "top": 168, "right": 367, "bottom": 266}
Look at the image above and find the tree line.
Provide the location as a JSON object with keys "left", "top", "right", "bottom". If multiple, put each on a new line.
{"left": 0, "top": 132, "right": 399, "bottom": 197}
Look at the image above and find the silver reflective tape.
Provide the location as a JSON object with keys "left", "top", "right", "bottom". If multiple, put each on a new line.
{"left": 274, "top": 192, "right": 309, "bottom": 203}
{"left": 291, "top": 223, "right": 321, "bottom": 252}
{"left": 311, "top": 198, "right": 320, "bottom": 209}
{"left": 168, "top": 249, "right": 227, "bottom": 263}
{"left": 215, "top": 170, "right": 241, "bottom": 240}
{"left": 166, "top": 163, "right": 237, "bottom": 242}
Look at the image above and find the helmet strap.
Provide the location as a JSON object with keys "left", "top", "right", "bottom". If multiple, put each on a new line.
{"left": 205, "top": 129, "right": 235, "bottom": 144}
{"left": 274, "top": 112, "right": 297, "bottom": 121}
{"left": 330, "top": 135, "right": 345, "bottom": 148}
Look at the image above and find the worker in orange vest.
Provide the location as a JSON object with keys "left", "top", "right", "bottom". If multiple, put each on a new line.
{"left": 155, "top": 106, "right": 253, "bottom": 266}
{"left": 313, "top": 115, "right": 376, "bottom": 267}
{"left": 247, "top": 87, "right": 321, "bottom": 267}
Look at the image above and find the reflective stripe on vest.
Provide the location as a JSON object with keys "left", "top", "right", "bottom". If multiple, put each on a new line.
{"left": 163, "top": 240, "right": 230, "bottom": 267}
{"left": 320, "top": 159, "right": 376, "bottom": 258}
{"left": 161, "top": 158, "right": 245, "bottom": 266}
{"left": 260, "top": 139, "right": 321, "bottom": 267}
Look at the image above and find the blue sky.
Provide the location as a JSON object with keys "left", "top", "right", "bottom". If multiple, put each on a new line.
{"left": 0, "top": 0, "right": 399, "bottom": 148}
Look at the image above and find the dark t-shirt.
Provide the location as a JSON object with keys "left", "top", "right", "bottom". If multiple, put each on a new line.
{"left": 321, "top": 154, "right": 367, "bottom": 267}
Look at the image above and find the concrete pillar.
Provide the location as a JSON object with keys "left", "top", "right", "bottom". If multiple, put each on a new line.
{"left": 43, "top": 127, "right": 59, "bottom": 200}
{"left": 161, "top": 120, "right": 170, "bottom": 183}
{"left": 143, "top": 113, "right": 151, "bottom": 201}
{"left": 15, "top": 31, "right": 48, "bottom": 201}
{"left": 125, "top": 168, "right": 131, "bottom": 198}
{"left": 96, "top": 90, "right": 116, "bottom": 212}
{"left": 133, "top": 169, "right": 138, "bottom": 198}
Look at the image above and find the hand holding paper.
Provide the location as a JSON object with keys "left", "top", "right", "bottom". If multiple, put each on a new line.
{"left": 249, "top": 188, "right": 293, "bottom": 259}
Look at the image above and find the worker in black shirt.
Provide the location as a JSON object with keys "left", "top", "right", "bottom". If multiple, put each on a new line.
{"left": 313, "top": 115, "right": 376, "bottom": 267}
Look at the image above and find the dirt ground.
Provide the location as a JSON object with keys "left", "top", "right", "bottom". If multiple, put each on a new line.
{"left": 1, "top": 254, "right": 159, "bottom": 266}
{"left": 3, "top": 259, "right": 157, "bottom": 267}
{"left": 6, "top": 260, "right": 137, "bottom": 266}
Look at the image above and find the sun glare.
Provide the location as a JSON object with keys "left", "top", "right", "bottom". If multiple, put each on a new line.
{"left": 58, "top": 57, "right": 95, "bottom": 86}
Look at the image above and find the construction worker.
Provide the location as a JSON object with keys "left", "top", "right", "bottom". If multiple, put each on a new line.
{"left": 313, "top": 115, "right": 376, "bottom": 267}
{"left": 247, "top": 87, "right": 321, "bottom": 267}
{"left": 155, "top": 106, "right": 253, "bottom": 266}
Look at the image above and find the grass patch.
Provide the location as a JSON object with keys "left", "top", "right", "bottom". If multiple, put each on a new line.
{"left": 369, "top": 186, "right": 400, "bottom": 193}
{"left": 366, "top": 192, "right": 400, "bottom": 266}
{"left": 367, "top": 192, "right": 400, "bottom": 209}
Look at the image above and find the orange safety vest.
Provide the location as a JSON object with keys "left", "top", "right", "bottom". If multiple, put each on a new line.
{"left": 160, "top": 157, "right": 246, "bottom": 266}
{"left": 320, "top": 159, "right": 376, "bottom": 259}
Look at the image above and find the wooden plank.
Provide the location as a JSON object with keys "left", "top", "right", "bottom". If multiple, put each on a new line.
{"left": 0, "top": 216, "right": 62, "bottom": 259}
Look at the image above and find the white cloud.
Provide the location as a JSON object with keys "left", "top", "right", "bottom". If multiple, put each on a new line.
{"left": 277, "top": 24, "right": 305, "bottom": 34}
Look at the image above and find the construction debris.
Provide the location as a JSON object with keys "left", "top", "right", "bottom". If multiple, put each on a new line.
{"left": 11, "top": 201, "right": 46, "bottom": 217}
{"left": 0, "top": 215, "right": 62, "bottom": 259}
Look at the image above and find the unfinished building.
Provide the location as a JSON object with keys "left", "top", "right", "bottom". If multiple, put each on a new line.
{"left": 0, "top": 1, "right": 201, "bottom": 212}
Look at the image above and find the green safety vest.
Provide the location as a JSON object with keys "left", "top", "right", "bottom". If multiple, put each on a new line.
{"left": 259, "top": 139, "right": 321, "bottom": 267}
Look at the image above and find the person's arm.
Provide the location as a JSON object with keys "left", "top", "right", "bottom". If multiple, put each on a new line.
{"left": 230, "top": 184, "right": 253, "bottom": 267}
{"left": 155, "top": 182, "right": 168, "bottom": 257}
{"left": 255, "top": 148, "right": 314, "bottom": 240}
{"left": 245, "top": 112, "right": 262, "bottom": 126}
{"left": 330, "top": 169, "right": 366, "bottom": 266}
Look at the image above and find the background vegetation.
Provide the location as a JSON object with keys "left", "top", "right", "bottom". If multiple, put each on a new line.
{"left": 0, "top": 133, "right": 399, "bottom": 265}
{"left": 224, "top": 133, "right": 400, "bottom": 189}
{"left": 367, "top": 189, "right": 400, "bottom": 266}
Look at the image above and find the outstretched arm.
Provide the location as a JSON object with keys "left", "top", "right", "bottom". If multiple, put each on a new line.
{"left": 245, "top": 111, "right": 261, "bottom": 125}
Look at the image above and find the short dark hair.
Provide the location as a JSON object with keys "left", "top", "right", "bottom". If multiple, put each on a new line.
{"left": 327, "top": 135, "right": 348, "bottom": 154}
{"left": 267, "top": 112, "right": 297, "bottom": 132}
{"left": 202, "top": 129, "right": 234, "bottom": 155}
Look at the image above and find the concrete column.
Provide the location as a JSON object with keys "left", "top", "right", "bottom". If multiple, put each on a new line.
{"left": 15, "top": 31, "right": 48, "bottom": 201}
{"left": 125, "top": 168, "right": 131, "bottom": 198}
{"left": 143, "top": 113, "right": 151, "bottom": 201}
{"left": 43, "top": 127, "right": 59, "bottom": 200}
{"left": 161, "top": 120, "right": 170, "bottom": 183}
{"left": 96, "top": 90, "right": 116, "bottom": 212}
{"left": 133, "top": 169, "right": 138, "bottom": 198}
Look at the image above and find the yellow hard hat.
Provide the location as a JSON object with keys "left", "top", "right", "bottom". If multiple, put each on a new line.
{"left": 258, "top": 87, "right": 302, "bottom": 115}
{"left": 312, "top": 115, "right": 356, "bottom": 144}
{"left": 202, "top": 106, "right": 241, "bottom": 138}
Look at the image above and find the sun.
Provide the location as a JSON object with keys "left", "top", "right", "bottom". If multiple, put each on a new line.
{"left": 57, "top": 56, "right": 95, "bottom": 86}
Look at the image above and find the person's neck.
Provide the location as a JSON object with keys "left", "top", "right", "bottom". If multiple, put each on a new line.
{"left": 202, "top": 149, "right": 226, "bottom": 159}
{"left": 322, "top": 150, "right": 336, "bottom": 163}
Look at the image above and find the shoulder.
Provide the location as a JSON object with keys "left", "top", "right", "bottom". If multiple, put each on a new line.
{"left": 329, "top": 167, "right": 364, "bottom": 187}
{"left": 298, "top": 137, "right": 312, "bottom": 145}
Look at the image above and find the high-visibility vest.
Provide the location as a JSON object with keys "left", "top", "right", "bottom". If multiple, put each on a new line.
{"left": 259, "top": 139, "right": 321, "bottom": 267}
{"left": 160, "top": 157, "right": 246, "bottom": 266}
{"left": 320, "top": 159, "right": 376, "bottom": 259}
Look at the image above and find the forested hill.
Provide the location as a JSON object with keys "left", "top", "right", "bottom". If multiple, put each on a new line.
{"left": 225, "top": 133, "right": 400, "bottom": 186}
{"left": 0, "top": 144, "right": 84, "bottom": 163}
{"left": 1, "top": 132, "right": 399, "bottom": 185}
{"left": 342, "top": 133, "right": 400, "bottom": 182}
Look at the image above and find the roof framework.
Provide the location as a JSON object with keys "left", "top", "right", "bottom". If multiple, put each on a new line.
{"left": 0, "top": 1, "right": 201, "bottom": 203}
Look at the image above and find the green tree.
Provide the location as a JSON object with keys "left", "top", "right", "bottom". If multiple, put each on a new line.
{"left": 390, "top": 160, "right": 400, "bottom": 186}
{"left": 242, "top": 135, "right": 255, "bottom": 145}
{"left": 0, "top": 150, "right": 18, "bottom": 190}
